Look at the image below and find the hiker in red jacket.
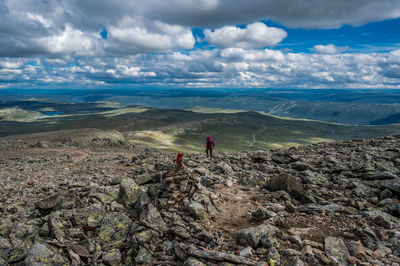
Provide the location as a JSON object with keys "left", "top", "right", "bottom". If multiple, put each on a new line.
{"left": 206, "top": 136, "right": 215, "bottom": 158}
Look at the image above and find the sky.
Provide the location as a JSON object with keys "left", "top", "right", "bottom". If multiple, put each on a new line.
{"left": 0, "top": 0, "right": 400, "bottom": 90}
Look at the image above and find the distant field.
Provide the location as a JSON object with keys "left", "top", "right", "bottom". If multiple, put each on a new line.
{"left": 1, "top": 100, "right": 400, "bottom": 153}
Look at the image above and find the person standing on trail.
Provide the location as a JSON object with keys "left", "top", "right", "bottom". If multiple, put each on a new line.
{"left": 206, "top": 136, "right": 215, "bottom": 158}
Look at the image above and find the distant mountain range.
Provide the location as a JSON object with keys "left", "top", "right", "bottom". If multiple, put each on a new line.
{"left": 1, "top": 88, "right": 400, "bottom": 125}
{"left": 1, "top": 98, "right": 400, "bottom": 152}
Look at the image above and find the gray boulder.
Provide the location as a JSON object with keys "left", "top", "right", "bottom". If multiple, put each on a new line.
{"left": 99, "top": 212, "right": 132, "bottom": 250}
{"left": 267, "top": 173, "right": 302, "bottom": 194}
{"left": 102, "top": 248, "right": 122, "bottom": 266}
{"left": 25, "top": 243, "right": 67, "bottom": 266}
{"left": 236, "top": 224, "right": 279, "bottom": 247}
{"left": 117, "top": 178, "right": 143, "bottom": 206}
{"left": 297, "top": 203, "right": 351, "bottom": 214}
{"left": 324, "top": 237, "right": 349, "bottom": 266}
{"left": 0, "top": 238, "right": 12, "bottom": 263}
{"left": 186, "top": 201, "right": 207, "bottom": 220}
{"left": 362, "top": 171, "right": 397, "bottom": 180}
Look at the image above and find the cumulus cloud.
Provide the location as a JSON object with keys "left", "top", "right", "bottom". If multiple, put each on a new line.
{"left": 204, "top": 22, "right": 287, "bottom": 48}
{"left": 0, "top": 0, "right": 399, "bottom": 58}
{"left": 106, "top": 17, "right": 195, "bottom": 54}
{"left": 313, "top": 44, "right": 348, "bottom": 54}
{"left": 1, "top": 49, "right": 400, "bottom": 89}
{"left": 0, "top": 0, "right": 400, "bottom": 89}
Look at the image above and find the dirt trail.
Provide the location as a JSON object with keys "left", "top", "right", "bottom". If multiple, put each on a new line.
{"left": 250, "top": 126, "right": 268, "bottom": 146}
{"left": 202, "top": 182, "right": 262, "bottom": 247}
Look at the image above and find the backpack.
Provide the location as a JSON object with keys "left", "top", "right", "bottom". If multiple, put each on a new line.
{"left": 208, "top": 138, "right": 213, "bottom": 148}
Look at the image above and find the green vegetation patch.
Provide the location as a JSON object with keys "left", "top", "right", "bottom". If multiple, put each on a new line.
{"left": 0, "top": 107, "right": 42, "bottom": 122}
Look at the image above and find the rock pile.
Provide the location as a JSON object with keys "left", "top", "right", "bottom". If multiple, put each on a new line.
{"left": 0, "top": 134, "right": 399, "bottom": 265}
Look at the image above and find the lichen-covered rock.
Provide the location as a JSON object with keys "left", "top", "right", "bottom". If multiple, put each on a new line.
{"left": 88, "top": 186, "right": 119, "bottom": 205}
{"left": 135, "top": 246, "right": 153, "bottom": 264}
{"left": 24, "top": 243, "right": 67, "bottom": 266}
{"left": 184, "top": 256, "right": 207, "bottom": 266}
{"left": 324, "top": 237, "right": 349, "bottom": 266}
{"left": 362, "top": 210, "right": 400, "bottom": 229}
{"left": 139, "top": 203, "right": 168, "bottom": 234}
{"left": 73, "top": 203, "right": 106, "bottom": 229}
{"left": 135, "top": 173, "right": 154, "bottom": 185}
{"left": 102, "top": 248, "right": 122, "bottom": 266}
{"left": 267, "top": 247, "right": 280, "bottom": 266}
{"left": 236, "top": 224, "right": 279, "bottom": 248}
{"left": 289, "top": 256, "right": 304, "bottom": 266}
{"left": 267, "top": 173, "right": 302, "bottom": 194}
{"left": 99, "top": 212, "right": 132, "bottom": 250}
{"left": 186, "top": 201, "right": 207, "bottom": 220}
{"left": 297, "top": 203, "right": 351, "bottom": 214}
{"left": 0, "top": 257, "right": 8, "bottom": 266}
{"left": 0, "top": 219, "right": 13, "bottom": 238}
{"left": 35, "top": 193, "right": 62, "bottom": 211}
{"left": 11, "top": 222, "right": 38, "bottom": 242}
{"left": 0, "top": 237, "right": 12, "bottom": 261}
{"left": 117, "top": 178, "right": 143, "bottom": 206}
{"left": 48, "top": 213, "right": 66, "bottom": 241}
{"left": 7, "top": 238, "right": 31, "bottom": 263}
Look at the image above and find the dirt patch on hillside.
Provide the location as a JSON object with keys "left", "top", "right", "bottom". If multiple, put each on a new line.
{"left": 202, "top": 183, "right": 262, "bottom": 248}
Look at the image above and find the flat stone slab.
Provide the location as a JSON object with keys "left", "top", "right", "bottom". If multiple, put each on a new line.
{"left": 324, "top": 237, "right": 349, "bottom": 266}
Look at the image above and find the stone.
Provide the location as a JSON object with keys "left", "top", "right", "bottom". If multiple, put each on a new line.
{"left": 186, "top": 201, "right": 207, "bottom": 220}
{"left": 324, "top": 237, "right": 349, "bottom": 265}
{"left": 135, "top": 246, "right": 153, "bottom": 264}
{"left": 218, "top": 163, "right": 234, "bottom": 175}
{"left": 0, "top": 219, "right": 13, "bottom": 238}
{"left": 117, "top": 178, "right": 143, "bottom": 206}
{"left": 250, "top": 208, "right": 276, "bottom": 221}
{"left": 267, "top": 173, "right": 302, "bottom": 194}
{"left": 289, "top": 235, "right": 302, "bottom": 247}
{"left": 99, "top": 212, "right": 132, "bottom": 250}
{"left": 140, "top": 203, "right": 168, "bottom": 234}
{"left": 267, "top": 247, "right": 280, "bottom": 266}
{"left": 103, "top": 248, "right": 122, "bottom": 266}
{"left": 70, "top": 244, "right": 91, "bottom": 258}
{"left": 281, "top": 249, "right": 302, "bottom": 257}
{"left": 236, "top": 224, "right": 279, "bottom": 247}
{"left": 0, "top": 237, "right": 12, "bottom": 261}
{"left": 0, "top": 257, "right": 8, "bottom": 266}
{"left": 240, "top": 247, "right": 254, "bottom": 257}
{"left": 289, "top": 256, "right": 304, "bottom": 266}
{"left": 362, "top": 171, "right": 397, "bottom": 180}
{"left": 184, "top": 257, "right": 207, "bottom": 266}
{"left": 260, "top": 236, "right": 279, "bottom": 249}
{"left": 135, "top": 230, "right": 160, "bottom": 246}
{"left": 381, "top": 178, "right": 400, "bottom": 196}
{"left": 186, "top": 245, "right": 257, "bottom": 265}
{"left": 312, "top": 248, "right": 331, "bottom": 264}
{"left": 303, "top": 240, "right": 323, "bottom": 249}
{"left": 363, "top": 210, "right": 400, "bottom": 229}
{"left": 301, "top": 245, "right": 313, "bottom": 256}
{"left": 379, "top": 189, "right": 392, "bottom": 200}
{"left": 135, "top": 173, "right": 154, "bottom": 185}
{"left": 25, "top": 243, "right": 67, "bottom": 266}
{"left": 297, "top": 203, "right": 351, "bottom": 214}
{"left": 35, "top": 193, "right": 62, "bottom": 211}
{"left": 74, "top": 203, "right": 106, "bottom": 229}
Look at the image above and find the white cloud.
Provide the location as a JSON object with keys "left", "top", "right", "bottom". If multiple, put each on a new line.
{"left": 2, "top": 48, "right": 400, "bottom": 89}
{"left": 204, "top": 22, "right": 287, "bottom": 48}
{"left": 313, "top": 44, "right": 347, "bottom": 54}
{"left": 107, "top": 17, "right": 195, "bottom": 54}
{"left": 34, "top": 25, "right": 102, "bottom": 56}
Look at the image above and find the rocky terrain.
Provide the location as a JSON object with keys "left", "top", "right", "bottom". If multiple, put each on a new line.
{"left": 0, "top": 130, "right": 400, "bottom": 265}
